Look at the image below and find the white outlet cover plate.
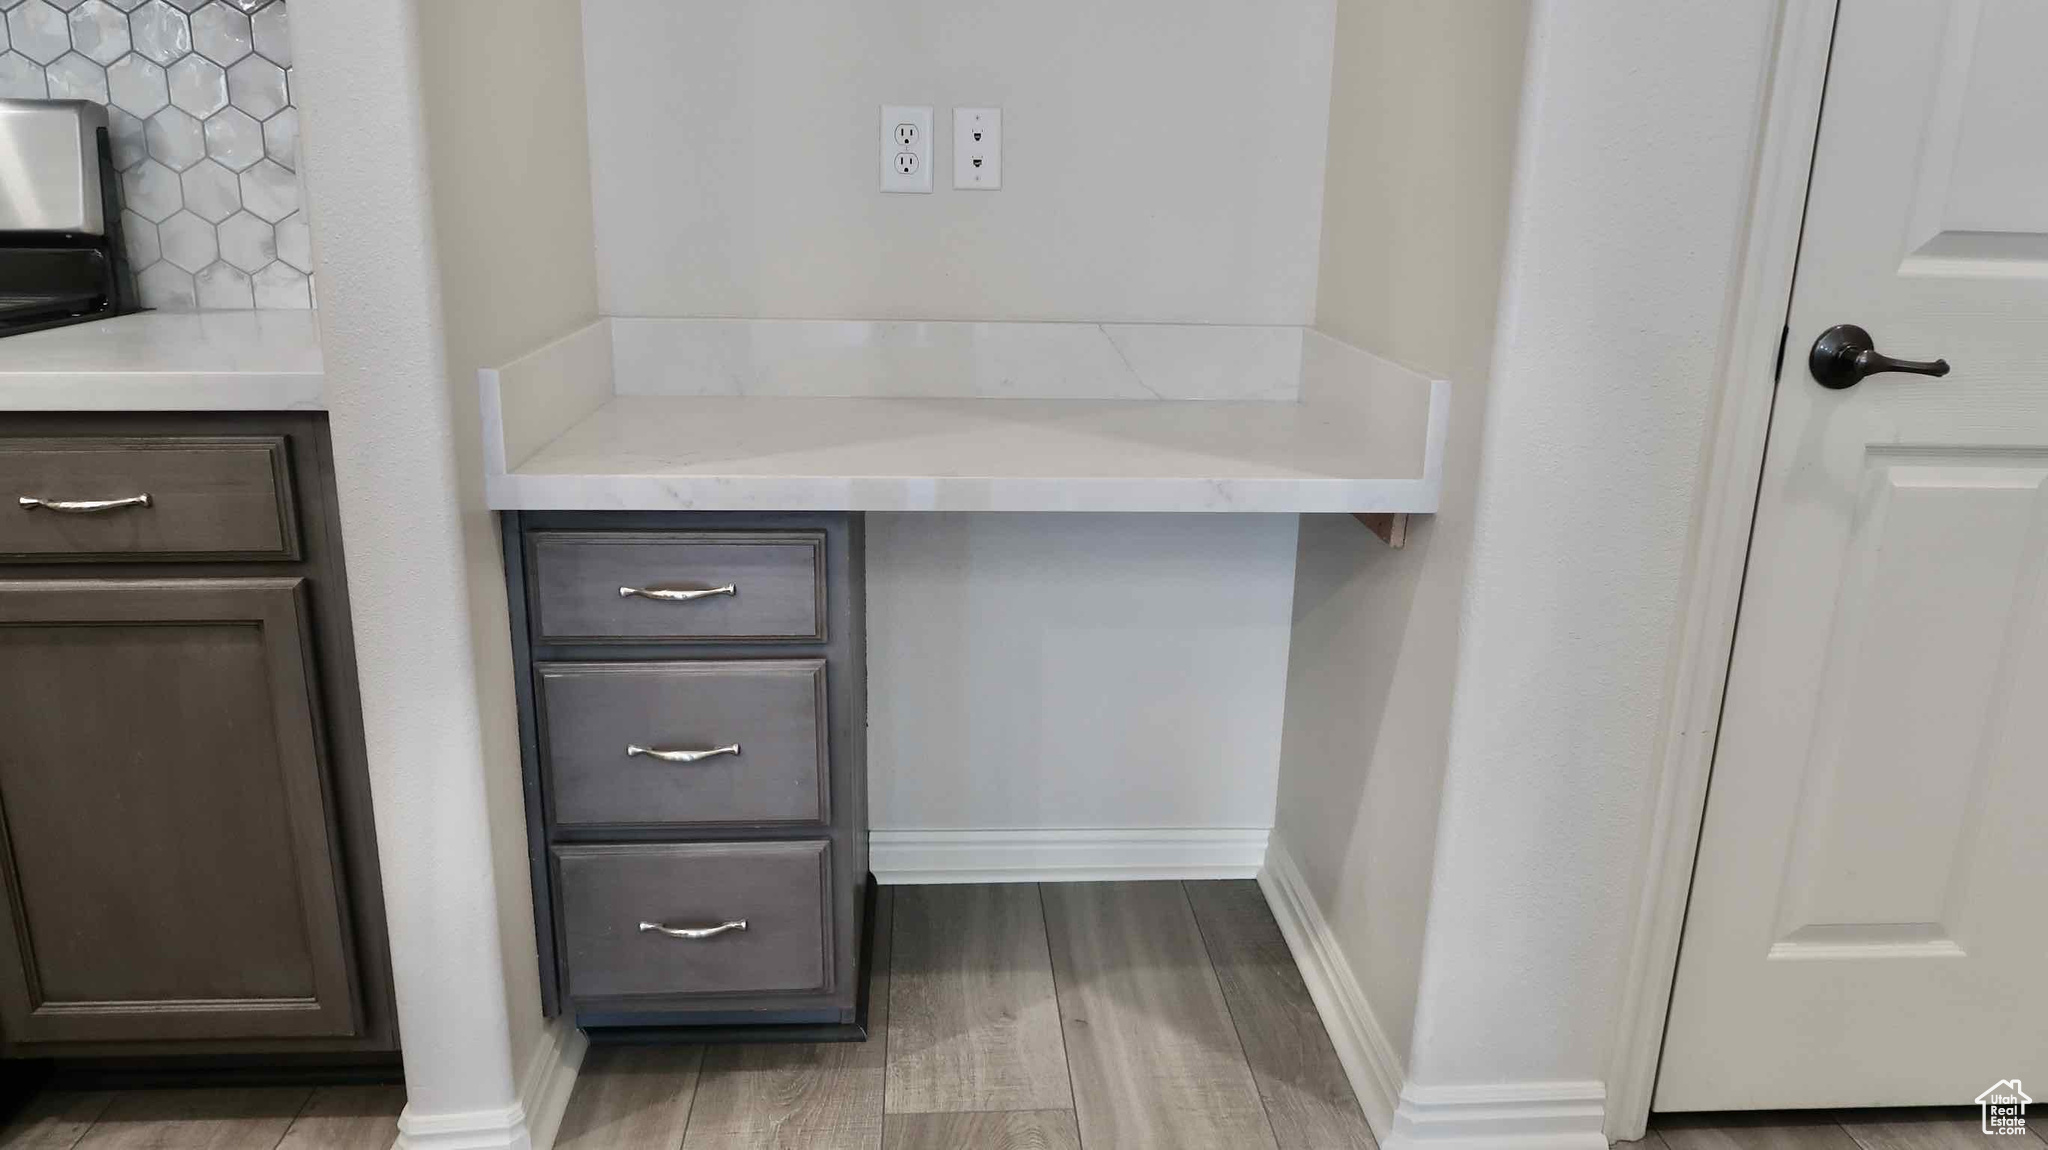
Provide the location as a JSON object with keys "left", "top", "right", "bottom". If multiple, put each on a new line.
{"left": 953, "top": 106, "right": 1001, "bottom": 189}
{"left": 881, "top": 105, "right": 933, "bottom": 193}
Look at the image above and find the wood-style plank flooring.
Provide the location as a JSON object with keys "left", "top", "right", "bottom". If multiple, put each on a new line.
{"left": 551, "top": 881, "right": 1369, "bottom": 1150}
{"left": 4, "top": 882, "right": 2034, "bottom": 1150}
{"left": 0, "top": 1086, "right": 399, "bottom": 1150}
{"left": 1645, "top": 1109, "right": 2048, "bottom": 1150}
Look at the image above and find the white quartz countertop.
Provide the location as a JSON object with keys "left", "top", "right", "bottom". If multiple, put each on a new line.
{"left": 482, "top": 319, "right": 1448, "bottom": 514}
{"left": 0, "top": 311, "right": 323, "bottom": 411}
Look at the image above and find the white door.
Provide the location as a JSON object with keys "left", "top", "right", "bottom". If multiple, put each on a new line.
{"left": 1657, "top": 0, "right": 2048, "bottom": 1111}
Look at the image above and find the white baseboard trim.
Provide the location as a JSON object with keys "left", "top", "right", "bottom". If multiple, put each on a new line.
{"left": 871, "top": 827, "right": 1269, "bottom": 884}
{"left": 1261, "top": 835, "right": 1610, "bottom": 1150}
{"left": 397, "top": 1016, "right": 588, "bottom": 1150}
{"left": 521, "top": 1017, "right": 588, "bottom": 1150}
{"left": 1386, "top": 1081, "right": 1609, "bottom": 1150}
{"left": 1257, "top": 833, "right": 1406, "bottom": 1139}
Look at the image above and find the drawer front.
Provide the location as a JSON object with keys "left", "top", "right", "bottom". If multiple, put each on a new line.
{"left": 540, "top": 659, "right": 828, "bottom": 828}
{"left": 0, "top": 437, "right": 297, "bottom": 561}
{"left": 555, "top": 841, "right": 832, "bottom": 1001}
{"left": 529, "top": 531, "right": 823, "bottom": 643}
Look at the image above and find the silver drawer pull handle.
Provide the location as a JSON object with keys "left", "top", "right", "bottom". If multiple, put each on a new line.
{"left": 618, "top": 584, "right": 735, "bottom": 602}
{"left": 18, "top": 494, "right": 153, "bottom": 514}
{"left": 639, "top": 919, "right": 747, "bottom": 940}
{"left": 626, "top": 743, "right": 741, "bottom": 763}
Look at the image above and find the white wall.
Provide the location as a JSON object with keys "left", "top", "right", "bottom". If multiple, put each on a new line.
{"left": 869, "top": 513, "right": 1298, "bottom": 833}
{"left": 575, "top": 0, "right": 1336, "bottom": 866}
{"left": 416, "top": 0, "right": 602, "bottom": 1090}
{"left": 293, "top": 0, "right": 598, "bottom": 1143}
{"left": 1393, "top": 0, "right": 1778, "bottom": 1139}
{"left": 292, "top": 0, "right": 528, "bottom": 1135}
{"left": 580, "top": 0, "right": 1337, "bottom": 324}
{"left": 1274, "top": 0, "right": 1530, "bottom": 1068}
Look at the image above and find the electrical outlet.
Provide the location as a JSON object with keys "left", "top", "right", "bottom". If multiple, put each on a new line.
{"left": 881, "top": 105, "right": 933, "bottom": 193}
{"left": 953, "top": 107, "right": 1001, "bottom": 189}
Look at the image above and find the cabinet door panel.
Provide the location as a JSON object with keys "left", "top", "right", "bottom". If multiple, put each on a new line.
{"left": 0, "top": 578, "right": 360, "bottom": 1043}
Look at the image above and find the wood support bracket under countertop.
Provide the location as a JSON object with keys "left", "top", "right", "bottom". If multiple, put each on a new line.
{"left": 1353, "top": 512, "right": 1408, "bottom": 548}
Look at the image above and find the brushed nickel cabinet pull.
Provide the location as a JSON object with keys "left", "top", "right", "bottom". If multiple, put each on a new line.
{"left": 639, "top": 919, "right": 748, "bottom": 940}
{"left": 18, "top": 494, "right": 153, "bottom": 513}
{"left": 626, "top": 743, "right": 741, "bottom": 763}
{"left": 618, "top": 584, "right": 735, "bottom": 602}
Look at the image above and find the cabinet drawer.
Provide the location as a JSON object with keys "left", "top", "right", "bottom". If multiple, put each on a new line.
{"left": 528, "top": 531, "right": 824, "bottom": 643}
{"left": 540, "top": 659, "right": 828, "bottom": 828}
{"left": 555, "top": 841, "right": 833, "bottom": 1002}
{"left": 0, "top": 436, "right": 298, "bottom": 561}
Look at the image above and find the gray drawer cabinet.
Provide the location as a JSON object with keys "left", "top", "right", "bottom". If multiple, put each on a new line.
{"left": 530, "top": 531, "right": 826, "bottom": 643}
{"left": 506, "top": 511, "right": 868, "bottom": 1036}
{"left": 555, "top": 840, "right": 833, "bottom": 1001}
{"left": 0, "top": 413, "right": 397, "bottom": 1063}
{"left": 540, "top": 660, "right": 830, "bottom": 829}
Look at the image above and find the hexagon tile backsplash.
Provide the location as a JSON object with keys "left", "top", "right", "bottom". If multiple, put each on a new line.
{"left": 1, "top": 0, "right": 311, "bottom": 310}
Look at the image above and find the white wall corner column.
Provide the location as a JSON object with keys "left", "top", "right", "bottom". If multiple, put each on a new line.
{"left": 1388, "top": 4, "right": 1781, "bottom": 1148}
{"left": 291, "top": 0, "right": 581, "bottom": 1146}
{"left": 1266, "top": 1, "right": 1531, "bottom": 1141}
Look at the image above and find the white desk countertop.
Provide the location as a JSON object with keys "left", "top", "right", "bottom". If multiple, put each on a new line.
{"left": 0, "top": 311, "right": 324, "bottom": 412}
{"left": 482, "top": 319, "right": 1449, "bottom": 514}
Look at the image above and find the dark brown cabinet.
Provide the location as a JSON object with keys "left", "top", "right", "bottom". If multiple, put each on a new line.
{"left": 0, "top": 579, "right": 360, "bottom": 1044}
{"left": 0, "top": 413, "right": 396, "bottom": 1061}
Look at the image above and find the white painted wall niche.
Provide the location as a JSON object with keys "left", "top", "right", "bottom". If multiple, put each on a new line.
{"left": 569, "top": 0, "right": 1347, "bottom": 881}
{"left": 867, "top": 512, "right": 1299, "bottom": 880}
{"left": 295, "top": 1, "right": 1801, "bottom": 1148}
